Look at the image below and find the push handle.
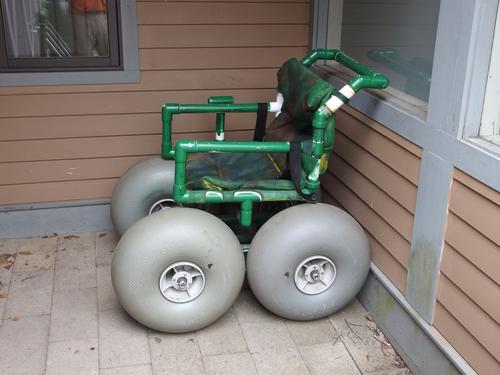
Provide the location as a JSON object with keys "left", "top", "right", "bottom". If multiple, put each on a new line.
{"left": 300, "top": 48, "right": 389, "bottom": 91}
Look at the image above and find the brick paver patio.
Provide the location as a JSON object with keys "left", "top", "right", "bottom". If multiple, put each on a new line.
{"left": 0, "top": 232, "right": 410, "bottom": 375}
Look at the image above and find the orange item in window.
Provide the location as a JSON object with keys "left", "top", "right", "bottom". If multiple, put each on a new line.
{"left": 71, "top": 0, "right": 106, "bottom": 13}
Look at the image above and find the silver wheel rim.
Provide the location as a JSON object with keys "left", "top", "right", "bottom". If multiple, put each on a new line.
{"left": 149, "top": 198, "right": 182, "bottom": 215}
{"left": 159, "top": 261, "right": 206, "bottom": 303}
{"left": 294, "top": 255, "right": 336, "bottom": 295}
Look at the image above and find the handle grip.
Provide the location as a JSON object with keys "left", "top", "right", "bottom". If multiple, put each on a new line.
{"left": 300, "top": 49, "right": 389, "bottom": 91}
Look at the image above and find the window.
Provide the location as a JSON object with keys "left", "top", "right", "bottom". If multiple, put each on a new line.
{"left": 479, "top": 5, "right": 500, "bottom": 147}
{"left": 0, "top": 0, "right": 121, "bottom": 72}
{"left": 325, "top": 0, "right": 441, "bottom": 113}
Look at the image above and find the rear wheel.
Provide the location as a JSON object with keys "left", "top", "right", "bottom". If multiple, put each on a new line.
{"left": 247, "top": 203, "right": 370, "bottom": 320}
{"left": 110, "top": 156, "right": 176, "bottom": 235}
{"left": 111, "top": 208, "right": 245, "bottom": 332}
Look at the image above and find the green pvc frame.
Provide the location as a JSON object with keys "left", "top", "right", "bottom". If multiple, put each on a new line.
{"left": 160, "top": 49, "right": 389, "bottom": 227}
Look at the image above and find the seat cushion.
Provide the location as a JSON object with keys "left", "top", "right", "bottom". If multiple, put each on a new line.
{"left": 277, "top": 58, "right": 334, "bottom": 129}
{"left": 185, "top": 59, "right": 334, "bottom": 191}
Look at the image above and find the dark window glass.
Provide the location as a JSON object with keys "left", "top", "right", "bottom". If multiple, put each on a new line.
{"left": 0, "top": 0, "right": 121, "bottom": 72}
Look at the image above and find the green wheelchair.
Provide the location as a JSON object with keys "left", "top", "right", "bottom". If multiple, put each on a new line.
{"left": 110, "top": 49, "right": 389, "bottom": 333}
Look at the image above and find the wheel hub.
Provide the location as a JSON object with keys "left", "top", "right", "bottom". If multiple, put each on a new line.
{"left": 294, "top": 255, "right": 336, "bottom": 295}
{"left": 149, "top": 198, "right": 182, "bottom": 215}
{"left": 159, "top": 261, "right": 205, "bottom": 303}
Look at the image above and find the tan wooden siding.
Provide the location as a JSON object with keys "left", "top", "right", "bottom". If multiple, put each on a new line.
{"left": 435, "top": 170, "right": 500, "bottom": 373}
{"left": 0, "top": 1, "right": 310, "bottom": 205}
{"left": 434, "top": 302, "right": 500, "bottom": 375}
{"left": 321, "top": 106, "right": 422, "bottom": 292}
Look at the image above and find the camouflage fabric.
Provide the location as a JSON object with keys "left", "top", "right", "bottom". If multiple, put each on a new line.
{"left": 277, "top": 58, "right": 334, "bottom": 128}
{"left": 186, "top": 58, "right": 334, "bottom": 191}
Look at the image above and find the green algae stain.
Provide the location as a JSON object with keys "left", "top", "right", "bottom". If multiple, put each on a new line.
{"left": 407, "top": 242, "right": 439, "bottom": 321}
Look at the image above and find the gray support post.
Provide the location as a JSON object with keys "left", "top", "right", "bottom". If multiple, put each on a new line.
{"left": 405, "top": 151, "right": 453, "bottom": 323}
{"left": 310, "top": 0, "right": 329, "bottom": 50}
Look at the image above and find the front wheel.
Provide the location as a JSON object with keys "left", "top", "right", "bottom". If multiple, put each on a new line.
{"left": 110, "top": 156, "right": 176, "bottom": 235}
{"left": 111, "top": 208, "right": 245, "bottom": 333}
{"left": 247, "top": 203, "right": 370, "bottom": 320}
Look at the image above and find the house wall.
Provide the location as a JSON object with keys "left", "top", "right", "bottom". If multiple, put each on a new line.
{"left": 322, "top": 104, "right": 500, "bottom": 375}
{"left": 321, "top": 106, "right": 422, "bottom": 293}
{"left": 0, "top": 0, "right": 310, "bottom": 205}
{"left": 310, "top": 0, "right": 500, "bottom": 373}
{"left": 434, "top": 170, "right": 500, "bottom": 374}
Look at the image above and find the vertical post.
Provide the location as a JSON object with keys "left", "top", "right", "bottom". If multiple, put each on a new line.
{"left": 405, "top": 151, "right": 453, "bottom": 322}
{"left": 215, "top": 113, "right": 225, "bottom": 141}
{"left": 240, "top": 200, "right": 253, "bottom": 227}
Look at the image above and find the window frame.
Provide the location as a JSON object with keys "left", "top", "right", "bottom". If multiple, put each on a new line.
{"left": 0, "top": 0, "right": 122, "bottom": 72}
{"left": 311, "top": 0, "right": 500, "bottom": 191}
{"left": 0, "top": 0, "right": 138, "bottom": 86}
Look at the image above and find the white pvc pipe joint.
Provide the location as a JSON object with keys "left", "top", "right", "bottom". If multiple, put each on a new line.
{"left": 325, "top": 85, "right": 355, "bottom": 114}
{"left": 269, "top": 92, "right": 284, "bottom": 116}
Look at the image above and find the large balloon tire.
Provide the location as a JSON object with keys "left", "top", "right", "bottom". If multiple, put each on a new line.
{"left": 247, "top": 203, "right": 370, "bottom": 321}
{"left": 111, "top": 208, "right": 245, "bottom": 333}
{"left": 110, "top": 156, "right": 175, "bottom": 235}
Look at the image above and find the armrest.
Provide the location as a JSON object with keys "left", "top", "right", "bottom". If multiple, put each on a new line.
{"left": 161, "top": 102, "right": 262, "bottom": 158}
{"left": 161, "top": 93, "right": 285, "bottom": 157}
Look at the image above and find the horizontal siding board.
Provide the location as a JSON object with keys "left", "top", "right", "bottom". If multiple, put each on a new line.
{"left": 0, "top": 156, "right": 147, "bottom": 185}
{"left": 369, "top": 233, "right": 407, "bottom": 292}
{"left": 445, "top": 212, "right": 500, "bottom": 284}
{"left": 441, "top": 243, "right": 500, "bottom": 322}
{"left": 449, "top": 180, "right": 500, "bottom": 245}
{"left": 321, "top": 188, "right": 342, "bottom": 208}
{"left": 333, "top": 131, "right": 418, "bottom": 213}
{"left": 329, "top": 153, "right": 414, "bottom": 241}
{"left": 0, "top": 89, "right": 276, "bottom": 118}
{"left": 136, "top": 2, "right": 309, "bottom": 25}
{"left": 454, "top": 169, "right": 500, "bottom": 206}
{"left": 138, "top": 24, "right": 309, "bottom": 48}
{"left": 0, "top": 69, "right": 278, "bottom": 96}
{"left": 321, "top": 171, "right": 410, "bottom": 268}
{"left": 434, "top": 302, "right": 500, "bottom": 375}
{"left": 335, "top": 110, "right": 421, "bottom": 185}
{"left": 437, "top": 274, "right": 500, "bottom": 361}
{"left": 0, "top": 46, "right": 309, "bottom": 95}
{"left": 340, "top": 107, "right": 422, "bottom": 157}
{"left": 0, "top": 131, "right": 253, "bottom": 164}
{"left": 0, "top": 112, "right": 264, "bottom": 141}
{"left": 140, "top": 47, "right": 308, "bottom": 71}
{"left": 0, "top": 179, "right": 118, "bottom": 205}
{"left": 0, "top": 135, "right": 160, "bottom": 163}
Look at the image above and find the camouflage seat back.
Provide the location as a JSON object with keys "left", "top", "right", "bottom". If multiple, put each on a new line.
{"left": 276, "top": 58, "right": 334, "bottom": 129}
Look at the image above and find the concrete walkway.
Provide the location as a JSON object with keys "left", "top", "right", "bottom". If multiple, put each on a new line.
{"left": 0, "top": 232, "right": 410, "bottom": 375}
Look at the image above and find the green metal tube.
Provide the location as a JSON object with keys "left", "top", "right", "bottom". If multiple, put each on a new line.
{"left": 165, "top": 103, "right": 260, "bottom": 114}
{"left": 240, "top": 200, "right": 253, "bottom": 227}
{"left": 300, "top": 49, "right": 389, "bottom": 91}
{"left": 215, "top": 113, "right": 225, "bottom": 139}
{"left": 174, "top": 189, "right": 303, "bottom": 204}
{"left": 306, "top": 105, "right": 332, "bottom": 191}
{"left": 348, "top": 75, "right": 389, "bottom": 92}
{"left": 172, "top": 140, "right": 295, "bottom": 204}
{"left": 161, "top": 106, "right": 174, "bottom": 158}
{"left": 161, "top": 102, "right": 273, "bottom": 158}
{"left": 176, "top": 140, "right": 291, "bottom": 154}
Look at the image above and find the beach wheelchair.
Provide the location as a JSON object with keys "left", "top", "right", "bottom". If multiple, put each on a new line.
{"left": 110, "top": 49, "right": 389, "bottom": 332}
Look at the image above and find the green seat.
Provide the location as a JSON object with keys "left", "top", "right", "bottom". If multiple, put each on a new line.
{"left": 186, "top": 58, "right": 335, "bottom": 191}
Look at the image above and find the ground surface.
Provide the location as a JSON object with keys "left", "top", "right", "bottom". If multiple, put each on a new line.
{"left": 0, "top": 231, "right": 410, "bottom": 375}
